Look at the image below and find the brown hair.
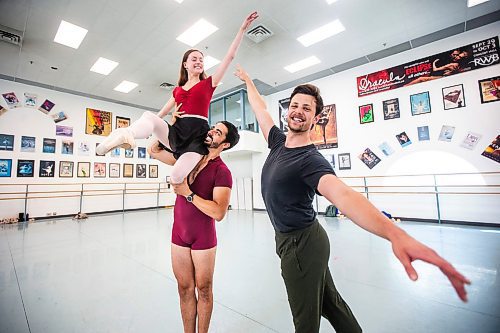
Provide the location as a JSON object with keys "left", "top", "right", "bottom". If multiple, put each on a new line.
{"left": 290, "top": 84, "right": 324, "bottom": 116}
{"left": 178, "top": 49, "right": 207, "bottom": 87}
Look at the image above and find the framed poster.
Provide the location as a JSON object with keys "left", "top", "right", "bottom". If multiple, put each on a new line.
{"left": 77, "top": 162, "right": 91, "bottom": 178}
{"left": 116, "top": 116, "right": 131, "bottom": 128}
{"left": 21, "top": 136, "right": 36, "bottom": 152}
{"left": 358, "top": 148, "right": 381, "bottom": 169}
{"left": 278, "top": 97, "right": 290, "bottom": 133}
{"left": 481, "top": 135, "right": 500, "bottom": 163}
{"left": 417, "top": 126, "right": 430, "bottom": 141}
{"left": 358, "top": 104, "right": 374, "bottom": 124}
{"left": 39, "top": 160, "right": 55, "bottom": 177}
{"left": 438, "top": 125, "right": 455, "bottom": 142}
{"left": 78, "top": 142, "right": 91, "bottom": 156}
{"left": 59, "top": 161, "right": 74, "bottom": 177}
{"left": 85, "top": 108, "right": 112, "bottom": 136}
{"left": 94, "top": 162, "right": 106, "bottom": 177}
{"left": 38, "top": 99, "right": 55, "bottom": 114}
{"left": 0, "top": 134, "right": 14, "bottom": 151}
{"left": 2, "top": 92, "right": 20, "bottom": 108}
{"left": 460, "top": 132, "right": 482, "bottom": 150}
{"left": 310, "top": 104, "right": 338, "bottom": 149}
{"left": 125, "top": 148, "right": 134, "bottom": 158}
{"left": 123, "top": 163, "right": 134, "bottom": 178}
{"left": 382, "top": 98, "right": 400, "bottom": 120}
{"left": 56, "top": 125, "right": 73, "bottom": 137}
{"left": 24, "top": 93, "right": 37, "bottom": 107}
{"left": 109, "top": 163, "right": 120, "bottom": 178}
{"left": 51, "top": 111, "right": 68, "bottom": 123}
{"left": 136, "top": 164, "right": 146, "bottom": 178}
{"left": 42, "top": 138, "right": 56, "bottom": 153}
{"left": 149, "top": 164, "right": 158, "bottom": 178}
{"left": 442, "top": 84, "right": 465, "bottom": 109}
{"left": 478, "top": 76, "right": 500, "bottom": 103}
{"left": 138, "top": 147, "right": 146, "bottom": 158}
{"left": 338, "top": 153, "right": 351, "bottom": 170}
{"left": 396, "top": 131, "right": 412, "bottom": 147}
{"left": 410, "top": 91, "right": 431, "bottom": 116}
{"left": 378, "top": 142, "right": 395, "bottom": 156}
{"left": 0, "top": 159, "right": 12, "bottom": 177}
{"left": 17, "top": 160, "right": 34, "bottom": 177}
{"left": 61, "top": 140, "right": 74, "bottom": 155}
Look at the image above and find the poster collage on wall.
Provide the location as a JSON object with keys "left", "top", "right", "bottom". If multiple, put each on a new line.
{"left": 0, "top": 93, "right": 159, "bottom": 179}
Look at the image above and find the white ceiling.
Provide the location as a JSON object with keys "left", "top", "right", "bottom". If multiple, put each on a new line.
{"left": 0, "top": 0, "right": 499, "bottom": 111}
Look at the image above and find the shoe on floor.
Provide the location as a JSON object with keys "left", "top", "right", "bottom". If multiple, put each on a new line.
{"left": 96, "top": 128, "right": 136, "bottom": 155}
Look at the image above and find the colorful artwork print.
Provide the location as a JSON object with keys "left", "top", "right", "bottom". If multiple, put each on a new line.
{"left": 61, "top": 140, "right": 74, "bottom": 155}
{"left": 24, "top": 93, "right": 37, "bottom": 107}
{"left": 0, "top": 134, "right": 14, "bottom": 151}
{"left": 478, "top": 76, "right": 500, "bottom": 103}
{"left": 417, "top": 126, "right": 430, "bottom": 141}
{"left": 116, "top": 116, "right": 131, "bottom": 128}
{"left": 17, "top": 160, "right": 34, "bottom": 177}
{"left": 396, "top": 131, "right": 412, "bottom": 147}
{"left": 410, "top": 91, "right": 431, "bottom": 116}
{"left": 21, "top": 136, "right": 36, "bottom": 152}
{"left": 359, "top": 104, "right": 374, "bottom": 124}
{"left": 38, "top": 99, "right": 55, "bottom": 114}
{"left": 39, "top": 160, "right": 55, "bottom": 177}
{"left": 85, "top": 108, "right": 112, "bottom": 136}
{"left": 43, "top": 138, "right": 56, "bottom": 153}
{"left": 52, "top": 111, "right": 68, "bottom": 123}
{"left": 358, "top": 148, "right": 381, "bottom": 169}
{"left": 56, "top": 125, "right": 73, "bottom": 137}
{"left": 138, "top": 147, "right": 147, "bottom": 158}
{"left": 338, "top": 153, "right": 351, "bottom": 170}
{"left": 0, "top": 159, "right": 12, "bottom": 177}
{"left": 310, "top": 104, "right": 338, "bottom": 149}
{"left": 382, "top": 98, "right": 400, "bottom": 120}
{"left": 438, "top": 125, "right": 455, "bottom": 142}
{"left": 460, "top": 132, "right": 482, "bottom": 150}
{"left": 481, "top": 135, "right": 500, "bottom": 163}
{"left": 59, "top": 161, "right": 74, "bottom": 177}
{"left": 94, "top": 162, "right": 106, "bottom": 177}
{"left": 2, "top": 92, "right": 20, "bottom": 108}
{"left": 442, "top": 84, "right": 465, "bottom": 109}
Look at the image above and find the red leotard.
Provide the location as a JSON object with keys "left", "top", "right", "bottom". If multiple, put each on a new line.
{"left": 173, "top": 76, "right": 215, "bottom": 117}
{"left": 172, "top": 156, "right": 232, "bottom": 250}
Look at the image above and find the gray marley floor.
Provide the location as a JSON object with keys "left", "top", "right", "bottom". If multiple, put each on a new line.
{"left": 0, "top": 209, "right": 499, "bottom": 333}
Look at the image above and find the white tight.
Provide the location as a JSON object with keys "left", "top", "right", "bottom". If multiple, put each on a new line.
{"left": 171, "top": 152, "right": 203, "bottom": 184}
{"left": 129, "top": 111, "right": 204, "bottom": 184}
{"left": 129, "top": 111, "right": 171, "bottom": 149}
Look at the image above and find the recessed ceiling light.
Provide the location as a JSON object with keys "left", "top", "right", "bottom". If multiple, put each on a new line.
{"left": 297, "top": 19, "right": 345, "bottom": 47}
{"left": 53, "top": 20, "right": 88, "bottom": 49}
{"left": 467, "top": 0, "right": 489, "bottom": 7}
{"left": 326, "top": 0, "right": 339, "bottom": 3}
{"left": 176, "top": 19, "right": 219, "bottom": 47}
{"left": 114, "top": 81, "right": 138, "bottom": 93}
{"left": 203, "top": 55, "right": 220, "bottom": 71}
{"left": 173, "top": 0, "right": 184, "bottom": 3}
{"left": 284, "top": 56, "right": 321, "bottom": 73}
{"left": 90, "top": 57, "right": 119, "bottom": 75}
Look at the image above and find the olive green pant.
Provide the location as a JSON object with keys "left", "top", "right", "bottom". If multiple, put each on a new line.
{"left": 275, "top": 220, "right": 362, "bottom": 333}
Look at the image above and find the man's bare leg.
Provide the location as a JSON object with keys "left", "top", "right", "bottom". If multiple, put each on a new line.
{"left": 171, "top": 244, "right": 197, "bottom": 333}
{"left": 192, "top": 247, "right": 217, "bottom": 333}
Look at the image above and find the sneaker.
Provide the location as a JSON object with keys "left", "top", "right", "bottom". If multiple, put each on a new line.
{"left": 96, "top": 128, "right": 136, "bottom": 155}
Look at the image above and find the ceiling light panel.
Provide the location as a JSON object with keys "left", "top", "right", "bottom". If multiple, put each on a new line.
{"left": 114, "top": 81, "right": 138, "bottom": 93}
{"left": 203, "top": 55, "right": 220, "bottom": 71}
{"left": 53, "top": 20, "right": 88, "bottom": 49}
{"left": 176, "top": 19, "right": 219, "bottom": 47}
{"left": 467, "top": 0, "right": 489, "bottom": 7}
{"left": 90, "top": 57, "right": 119, "bottom": 75}
{"left": 297, "top": 19, "right": 345, "bottom": 47}
{"left": 284, "top": 56, "right": 321, "bottom": 73}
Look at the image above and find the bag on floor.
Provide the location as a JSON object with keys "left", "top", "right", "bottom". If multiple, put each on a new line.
{"left": 325, "top": 205, "right": 338, "bottom": 217}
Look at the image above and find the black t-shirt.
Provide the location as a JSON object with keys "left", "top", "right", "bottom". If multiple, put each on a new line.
{"left": 261, "top": 126, "right": 335, "bottom": 233}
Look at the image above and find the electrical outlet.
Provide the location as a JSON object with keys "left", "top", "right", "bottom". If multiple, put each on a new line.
{"left": 52, "top": 212, "right": 57, "bottom": 216}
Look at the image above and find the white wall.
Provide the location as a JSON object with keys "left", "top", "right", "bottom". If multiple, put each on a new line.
{"left": 251, "top": 22, "right": 500, "bottom": 223}
{"left": 0, "top": 79, "right": 175, "bottom": 219}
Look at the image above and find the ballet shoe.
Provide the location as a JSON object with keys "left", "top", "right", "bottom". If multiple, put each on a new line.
{"left": 96, "top": 128, "right": 136, "bottom": 155}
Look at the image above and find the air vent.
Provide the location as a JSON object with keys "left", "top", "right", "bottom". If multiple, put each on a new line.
{"left": 246, "top": 24, "right": 273, "bottom": 44}
{"left": 159, "top": 82, "right": 175, "bottom": 90}
{"left": 0, "top": 25, "right": 22, "bottom": 46}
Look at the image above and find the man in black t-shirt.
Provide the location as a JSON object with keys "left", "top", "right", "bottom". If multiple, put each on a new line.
{"left": 235, "top": 65, "right": 470, "bottom": 333}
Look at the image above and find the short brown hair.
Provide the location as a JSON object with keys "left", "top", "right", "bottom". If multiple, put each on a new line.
{"left": 290, "top": 84, "right": 324, "bottom": 116}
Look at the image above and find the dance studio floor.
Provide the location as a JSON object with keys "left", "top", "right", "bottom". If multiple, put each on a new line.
{"left": 1, "top": 209, "right": 499, "bottom": 333}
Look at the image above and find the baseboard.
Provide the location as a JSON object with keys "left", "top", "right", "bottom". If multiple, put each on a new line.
{"left": 32, "top": 206, "right": 173, "bottom": 221}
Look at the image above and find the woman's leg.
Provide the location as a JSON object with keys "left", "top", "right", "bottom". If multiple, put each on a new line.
{"left": 170, "top": 152, "right": 203, "bottom": 184}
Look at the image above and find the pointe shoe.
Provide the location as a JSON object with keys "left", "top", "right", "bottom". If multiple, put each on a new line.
{"left": 96, "top": 128, "right": 136, "bottom": 155}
